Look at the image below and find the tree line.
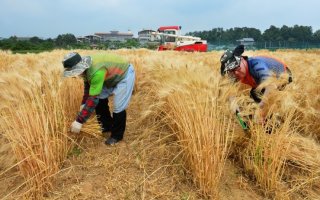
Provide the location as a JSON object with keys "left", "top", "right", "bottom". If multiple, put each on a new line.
{"left": 0, "top": 33, "right": 141, "bottom": 53}
{"left": 1, "top": 25, "right": 320, "bottom": 53}
{"left": 187, "top": 25, "right": 320, "bottom": 44}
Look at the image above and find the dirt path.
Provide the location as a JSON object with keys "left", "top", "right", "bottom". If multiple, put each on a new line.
{"left": 44, "top": 105, "right": 264, "bottom": 200}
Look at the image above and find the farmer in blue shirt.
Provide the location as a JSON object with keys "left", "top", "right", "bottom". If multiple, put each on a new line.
{"left": 220, "top": 45, "right": 292, "bottom": 122}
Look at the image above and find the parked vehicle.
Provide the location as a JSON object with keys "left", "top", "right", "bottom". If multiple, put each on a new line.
{"left": 151, "top": 26, "right": 208, "bottom": 52}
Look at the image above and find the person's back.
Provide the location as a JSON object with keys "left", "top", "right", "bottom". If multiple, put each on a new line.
{"left": 86, "top": 54, "right": 129, "bottom": 88}
{"left": 247, "top": 56, "right": 287, "bottom": 85}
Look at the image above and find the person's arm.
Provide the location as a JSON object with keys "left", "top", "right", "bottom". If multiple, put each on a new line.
{"left": 76, "top": 69, "right": 106, "bottom": 124}
{"left": 81, "top": 80, "right": 90, "bottom": 105}
{"left": 257, "top": 84, "right": 277, "bottom": 120}
{"left": 251, "top": 62, "right": 272, "bottom": 123}
{"left": 78, "top": 80, "right": 90, "bottom": 111}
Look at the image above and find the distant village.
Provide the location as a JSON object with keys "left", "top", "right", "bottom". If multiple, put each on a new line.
{"left": 3, "top": 24, "right": 320, "bottom": 51}
{"left": 1, "top": 28, "right": 255, "bottom": 47}
{"left": 77, "top": 29, "right": 155, "bottom": 44}
{"left": 0, "top": 29, "right": 159, "bottom": 44}
{"left": 79, "top": 29, "right": 252, "bottom": 46}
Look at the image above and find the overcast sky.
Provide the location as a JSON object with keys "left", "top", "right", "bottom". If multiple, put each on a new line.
{"left": 1, "top": 0, "right": 319, "bottom": 39}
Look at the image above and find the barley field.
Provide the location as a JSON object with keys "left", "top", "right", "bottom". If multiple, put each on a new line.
{"left": 0, "top": 49, "right": 319, "bottom": 199}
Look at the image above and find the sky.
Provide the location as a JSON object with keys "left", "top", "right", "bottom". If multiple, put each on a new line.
{"left": 0, "top": 0, "right": 320, "bottom": 39}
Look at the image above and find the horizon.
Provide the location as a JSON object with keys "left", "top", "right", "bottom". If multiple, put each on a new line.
{"left": 1, "top": 0, "right": 320, "bottom": 39}
{"left": 1, "top": 24, "right": 319, "bottom": 40}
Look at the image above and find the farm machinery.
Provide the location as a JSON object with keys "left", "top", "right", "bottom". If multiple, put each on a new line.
{"left": 150, "top": 26, "right": 208, "bottom": 52}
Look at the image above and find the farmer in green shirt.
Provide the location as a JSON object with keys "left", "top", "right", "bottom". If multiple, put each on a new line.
{"left": 62, "top": 52, "right": 135, "bottom": 145}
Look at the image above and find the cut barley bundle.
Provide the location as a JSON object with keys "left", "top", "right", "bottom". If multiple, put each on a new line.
{"left": 80, "top": 117, "right": 103, "bottom": 139}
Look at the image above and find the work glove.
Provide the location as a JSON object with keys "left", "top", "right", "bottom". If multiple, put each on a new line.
{"left": 79, "top": 104, "right": 85, "bottom": 111}
{"left": 71, "top": 120, "right": 82, "bottom": 133}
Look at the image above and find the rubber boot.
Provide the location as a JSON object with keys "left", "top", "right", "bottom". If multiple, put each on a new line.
{"left": 110, "top": 110, "right": 126, "bottom": 141}
{"left": 95, "top": 98, "right": 113, "bottom": 133}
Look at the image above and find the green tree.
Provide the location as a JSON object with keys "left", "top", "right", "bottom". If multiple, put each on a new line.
{"left": 124, "top": 38, "right": 140, "bottom": 48}
{"left": 0, "top": 39, "right": 13, "bottom": 50}
{"left": 280, "top": 25, "right": 291, "bottom": 41}
{"left": 291, "top": 25, "right": 312, "bottom": 41}
{"left": 30, "top": 36, "right": 43, "bottom": 44}
{"left": 55, "top": 33, "right": 77, "bottom": 47}
{"left": 245, "top": 27, "right": 262, "bottom": 41}
{"left": 11, "top": 41, "right": 35, "bottom": 51}
{"left": 263, "top": 25, "right": 281, "bottom": 41}
{"left": 312, "top": 29, "right": 320, "bottom": 42}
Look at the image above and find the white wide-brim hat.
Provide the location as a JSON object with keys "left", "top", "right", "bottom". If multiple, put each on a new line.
{"left": 62, "top": 52, "right": 91, "bottom": 77}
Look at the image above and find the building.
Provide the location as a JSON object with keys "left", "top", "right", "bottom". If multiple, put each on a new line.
{"left": 236, "top": 38, "right": 255, "bottom": 46}
{"left": 76, "top": 36, "right": 90, "bottom": 43}
{"left": 84, "top": 35, "right": 102, "bottom": 43}
{"left": 95, "top": 30, "right": 133, "bottom": 42}
{"left": 138, "top": 29, "right": 155, "bottom": 44}
{"left": 77, "top": 35, "right": 102, "bottom": 43}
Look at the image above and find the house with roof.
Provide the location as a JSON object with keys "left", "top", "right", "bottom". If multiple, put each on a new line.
{"left": 95, "top": 30, "right": 133, "bottom": 42}
{"left": 236, "top": 38, "right": 255, "bottom": 46}
{"left": 77, "top": 35, "right": 102, "bottom": 43}
{"left": 138, "top": 29, "right": 156, "bottom": 44}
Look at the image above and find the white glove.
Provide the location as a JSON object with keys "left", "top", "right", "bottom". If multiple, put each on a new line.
{"left": 79, "top": 104, "right": 85, "bottom": 111}
{"left": 71, "top": 120, "right": 83, "bottom": 133}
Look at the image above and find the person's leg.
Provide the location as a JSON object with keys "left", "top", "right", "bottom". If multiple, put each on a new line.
{"left": 106, "top": 65, "right": 135, "bottom": 144}
{"left": 97, "top": 87, "right": 114, "bottom": 134}
{"left": 95, "top": 98, "right": 113, "bottom": 133}
{"left": 110, "top": 110, "right": 126, "bottom": 141}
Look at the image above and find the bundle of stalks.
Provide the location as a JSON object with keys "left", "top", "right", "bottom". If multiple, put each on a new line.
{"left": 164, "top": 91, "right": 234, "bottom": 198}
{"left": 287, "top": 135, "right": 320, "bottom": 173}
{"left": 0, "top": 69, "right": 70, "bottom": 199}
{"left": 282, "top": 135, "right": 320, "bottom": 198}
{"left": 80, "top": 117, "right": 103, "bottom": 139}
{"left": 0, "top": 135, "right": 16, "bottom": 172}
{"left": 59, "top": 77, "right": 83, "bottom": 120}
{"left": 240, "top": 108, "right": 296, "bottom": 199}
{"left": 238, "top": 86, "right": 320, "bottom": 199}
{"left": 0, "top": 51, "right": 84, "bottom": 198}
{"left": 144, "top": 61, "right": 235, "bottom": 199}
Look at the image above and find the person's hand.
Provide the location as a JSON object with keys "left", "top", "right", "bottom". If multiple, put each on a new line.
{"left": 229, "top": 97, "right": 240, "bottom": 113}
{"left": 258, "top": 101, "right": 266, "bottom": 123}
{"left": 79, "top": 104, "right": 85, "bottom": 111}
{"left": 71, "top": 121, "right": 82, "bottom": 133}
{"left": 254, "top": 108, "right": 266, "bottom": 125}
{"left": 258, "top": 101, "right": 265, "bottom": 109}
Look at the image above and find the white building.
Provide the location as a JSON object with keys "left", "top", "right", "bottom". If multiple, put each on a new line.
{"left": 77, "top": 35, "right": 102, "bottom": 43}
{"left": 138, "top": 29, "right": 155, "bottom": 44}
{"left": 95, "top": 31, "right": 133, "bottom": 42}
{"left": 236, "top": 38, "right": 255, "bottom": 46}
